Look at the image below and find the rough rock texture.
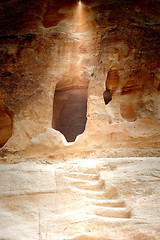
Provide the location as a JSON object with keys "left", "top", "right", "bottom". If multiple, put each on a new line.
{"left": 0, "top": 2, "right": 160, "bottom": 239}
{"left": 0, "top": 0, "right": 160, "bottom": 155}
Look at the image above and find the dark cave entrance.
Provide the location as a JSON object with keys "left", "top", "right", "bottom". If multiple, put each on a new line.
{"left": 52, "top": 86, "right": 88, "bottom": 142}
{"left": 103, "top": 89, "right": 112, "bottom": 105}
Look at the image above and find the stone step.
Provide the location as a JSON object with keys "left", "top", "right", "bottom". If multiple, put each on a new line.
{"left": 69, "top": 187, "right": 118, "bottom": 200}
{"left": 67, "top": 172, "right": 99, "bottom": 181}
{"left": 66, "top": 178, "right": 105, "bottom": 191}
{"left": 90, "top": 205, "right": 131, "bottom": 219}
{"left": 72, "top": 168, "right": 99, "bottom": 175}
{"left": 88, "top": 214, "right": 133, "bottom": 225}
{"left": 84, "top": 198, "right": 126, "bottom": 208}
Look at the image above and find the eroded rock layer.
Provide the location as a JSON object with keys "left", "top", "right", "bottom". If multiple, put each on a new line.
{"left": 0, "top": 0, "right": 159, "bottom": 154}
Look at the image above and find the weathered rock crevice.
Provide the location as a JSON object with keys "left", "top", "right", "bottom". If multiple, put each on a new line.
{"left": 0, "top": 105, "right": 13, "bottom": 148}
{"left": 103, "top": 89, "right": 112, "bottom": 105}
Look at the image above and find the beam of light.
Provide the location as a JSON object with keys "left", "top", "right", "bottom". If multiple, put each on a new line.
{"left": 73, "top": 0, "right": 88, "bottom": 36}
{"left": 51, "top": 0, "right": 95, "bottom": 143}
{"left": 78, "top": 0, "right": 82, "bottom": 5}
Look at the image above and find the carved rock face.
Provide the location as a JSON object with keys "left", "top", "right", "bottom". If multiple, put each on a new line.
{"left": 0, "top": 0, "right": 159, "bottom": 153}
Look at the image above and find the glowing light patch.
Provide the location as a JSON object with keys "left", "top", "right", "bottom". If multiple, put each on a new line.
{"left": 78, "top": 0, "right": 82, "bottom": 5}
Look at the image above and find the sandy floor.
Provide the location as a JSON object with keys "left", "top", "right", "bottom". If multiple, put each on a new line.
{"left": 0, "top": 157, "right": 160, "bottom": 240}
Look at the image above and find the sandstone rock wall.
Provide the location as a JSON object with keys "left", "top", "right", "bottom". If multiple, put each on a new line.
{"left": 0, "top": 0, "right": 160, "bottom": 154}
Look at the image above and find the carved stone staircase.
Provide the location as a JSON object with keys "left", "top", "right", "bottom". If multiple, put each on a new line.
{"left": 65, "top": 166, "right": 131, "bottom": 223}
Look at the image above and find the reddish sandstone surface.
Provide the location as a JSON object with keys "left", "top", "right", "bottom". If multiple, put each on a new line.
{"left": 0, "top": 2, "right": 160, "bottom": 239}
{"left": 0, "top": 0, "right": 159, "bottom": 156}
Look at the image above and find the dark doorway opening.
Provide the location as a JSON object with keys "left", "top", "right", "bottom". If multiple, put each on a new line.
{"left": 52, "top": 86, "right": 88, "bottom": 142}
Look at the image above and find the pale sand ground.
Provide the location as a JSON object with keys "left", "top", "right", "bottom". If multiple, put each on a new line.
{"left": 0, "top": 157, "right": 160, "bottom": 240}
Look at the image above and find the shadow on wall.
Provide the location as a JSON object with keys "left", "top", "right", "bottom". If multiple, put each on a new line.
{"left": 0, "top": 105, "right": 13, "bottom": 148}
{"left": 103, "top": 69, "right": 137, "bottom": 122}
{"left": 52, "top": 86, "right": 88, "bottom": 142}
{"left": 103, "top": 69, "right": 119, "bottom": 106}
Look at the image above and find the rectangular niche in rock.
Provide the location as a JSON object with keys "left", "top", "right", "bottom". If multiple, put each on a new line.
{"left": 52, "top": 85, "right": 88, "bottom": 142}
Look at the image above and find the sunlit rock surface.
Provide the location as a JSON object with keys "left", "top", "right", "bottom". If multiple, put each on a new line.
{"left": 0, "top": 0, "right": 160, "bottom": 154}
{"left": 0, "top": 1, "right": 160, "bottom": 239}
